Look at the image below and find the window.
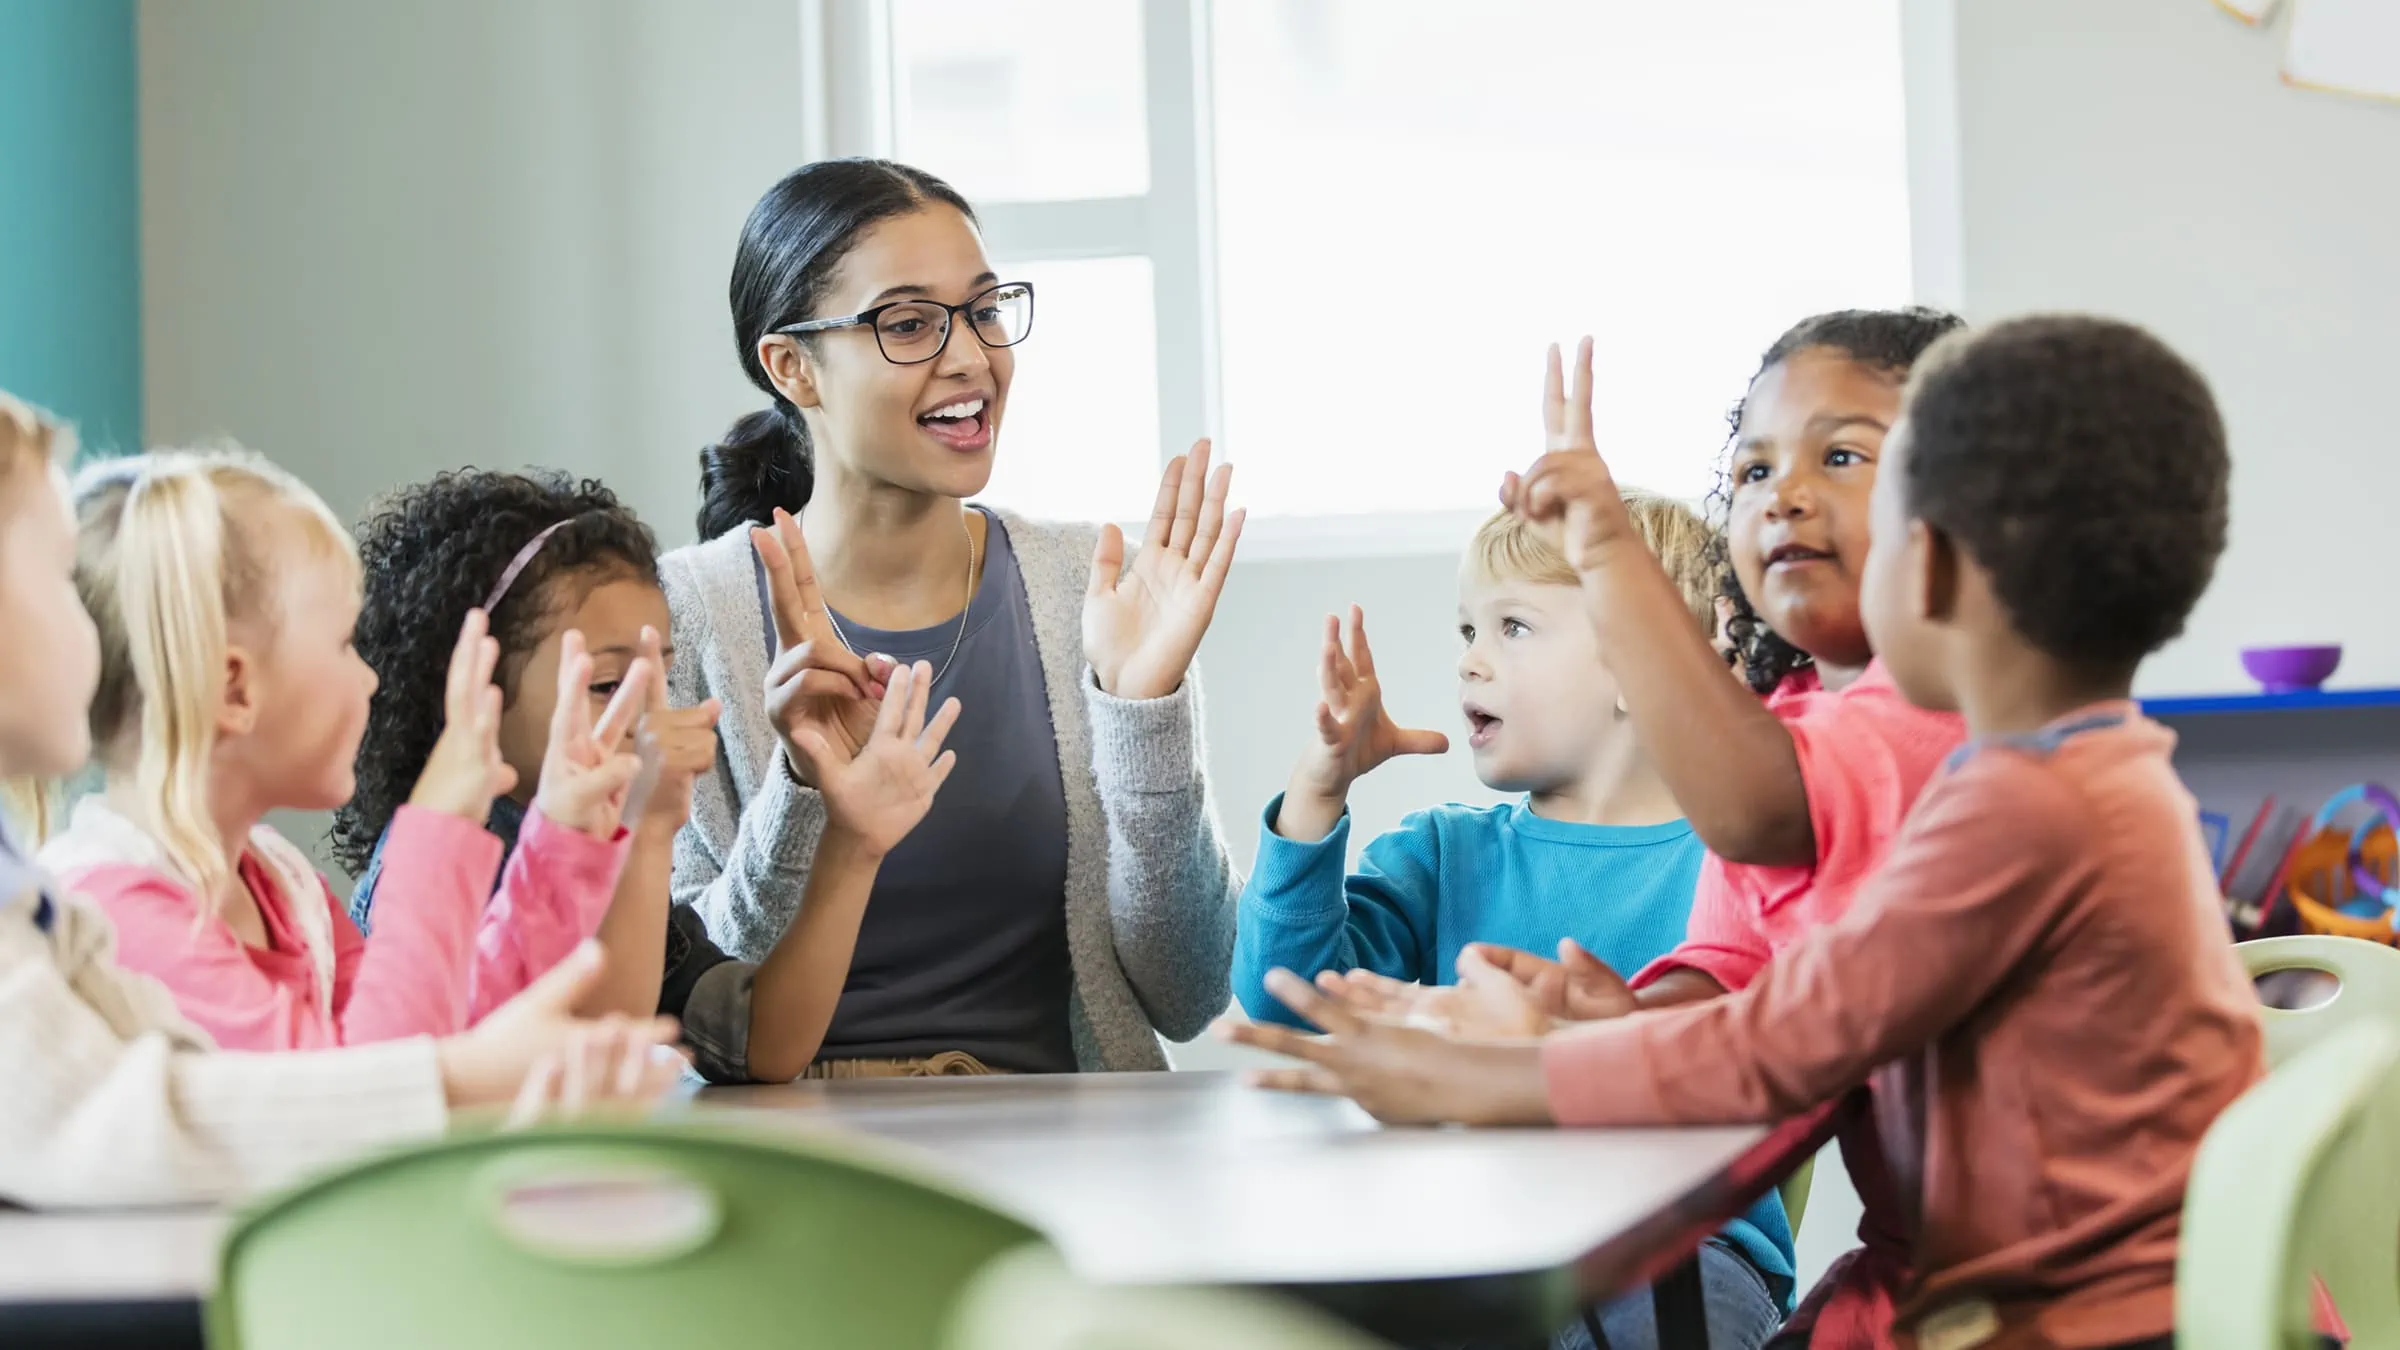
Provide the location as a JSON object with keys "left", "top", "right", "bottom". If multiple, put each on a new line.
{"left": 808, "top": 0, "right": 1911, "bottom": 548}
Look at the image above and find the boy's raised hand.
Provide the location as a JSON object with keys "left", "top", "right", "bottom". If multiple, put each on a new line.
{"left": 409, "top": 608, "right": 519, "bottom": 823}
{"left": 1276, "top": 606, "right": 1447, "bottom": 841}
{"left": 1503, "top": 337, "right": 1641, "bottom": 575}
{"left": 532, "top": 629, "right": 650, "bottom": 838}
{"left": 627, "top": 625, "right": 721, "bottom": 836}
{"left": 754, "top": 507, "right": 897, "bottom": 788}
{"left": 786, "top": 659, "right": 961, "bottom": 859}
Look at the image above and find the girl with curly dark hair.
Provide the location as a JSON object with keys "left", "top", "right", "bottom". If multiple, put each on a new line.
{"left": 340, "top": 469, "right": 960, "bottom": 1082}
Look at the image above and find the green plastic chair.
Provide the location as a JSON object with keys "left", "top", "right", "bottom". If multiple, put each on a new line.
{"left": 1780, "top": 1153, "right": 1816, "bottom": 1237}
{"left": 208, "top": 1121, "right": 1050, "bottom": 1350}
{"left": 943, "top": 1246, "right": 1393, "bottom": 1350}
{"left": 2179, "top": 1018, "right": 2400, "bottom": 1349}
{"left": 2239, "top": 934, "right": 2400, "bottom": 1069}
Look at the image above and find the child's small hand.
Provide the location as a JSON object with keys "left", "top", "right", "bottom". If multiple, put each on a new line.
{"left": 1215, "top": 969, "right": 1554, "bottom": 1127}
{"left": 1291, "top": 606, "right": 1448, "bottom": 804}
{"left": 1502, "top": 337, "right": 1640, "bottom": 575}
{"left": 1460, "top": 939, "right": 1638, "bottom": 1024}
{"left": 408, "top": 608, "right": 519, "bottom": 823}
{"left": 504, "top": 1021, "right": 690, "bottom": 1128}
{"left": 626, "top": 625, "right": 720, "bottom": 836}
{"left": 532, "top": 629, "right": 651, "bottom": 838}
{"left": 787, "top": 660, "right": 961, "bottom": 859}
{"left": 1321, "top": 965, "right": 1555, "bottom": 1040}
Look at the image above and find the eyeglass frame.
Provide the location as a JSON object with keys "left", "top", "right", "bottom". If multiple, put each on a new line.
{"left": 772, "top": 280, "right": 1036, "bottom": 366}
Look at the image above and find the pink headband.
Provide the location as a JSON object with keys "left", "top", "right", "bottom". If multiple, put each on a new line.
{"left": 482, "top": 519, "right": 572, "bottom": 614}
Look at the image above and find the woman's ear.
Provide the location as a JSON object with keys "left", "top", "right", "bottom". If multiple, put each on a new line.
{"left": 216, "top": 646, "right": 260, "bottom": 738}
{"left": 756, "top": 334, "right": 822, "bottom": 411}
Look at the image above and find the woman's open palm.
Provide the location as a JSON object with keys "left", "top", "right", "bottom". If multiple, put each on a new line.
{"left": 1084, "top": 439, "right": 1246, "bottom": 702}
{"left": 789, "top": 660, "right": 961, "bottom": 857}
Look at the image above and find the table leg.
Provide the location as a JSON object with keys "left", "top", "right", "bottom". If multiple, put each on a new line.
{"left": 1650, "top": 1254, "right": 1710, "bottom": 1350}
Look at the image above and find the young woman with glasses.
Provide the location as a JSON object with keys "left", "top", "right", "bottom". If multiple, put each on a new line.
{"left": 661, "top": 159, "right": 1245, "bottom": 1078}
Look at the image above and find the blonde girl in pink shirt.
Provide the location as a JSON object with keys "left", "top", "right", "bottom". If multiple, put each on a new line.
{"left": 39, "top": 448, "right": 648, "bottom": 1052}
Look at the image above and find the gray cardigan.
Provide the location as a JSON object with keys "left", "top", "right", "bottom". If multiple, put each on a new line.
{"left": 660, "top": 510, "right": 1241, "bottom": 1072}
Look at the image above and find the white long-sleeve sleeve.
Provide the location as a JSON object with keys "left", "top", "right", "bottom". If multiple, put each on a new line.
{"left": 0, "top": 882, "right": 447, "bottom": 1209}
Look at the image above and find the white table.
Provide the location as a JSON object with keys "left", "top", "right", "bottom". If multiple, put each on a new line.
{"left": 0, "top": 1072, "right": 1781, "bottom": 1342}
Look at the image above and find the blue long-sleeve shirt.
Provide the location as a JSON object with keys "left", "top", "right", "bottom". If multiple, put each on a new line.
{"left": 1232, "top": 795, "right": 1794, "bottom": 1303}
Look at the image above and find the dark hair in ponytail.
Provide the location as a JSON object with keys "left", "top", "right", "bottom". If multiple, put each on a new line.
{"left": 1705, "top": 305, "right": 1967, "bottom": 694}
{"left": 696, "top": 158, "right": 977, "bottom": 541}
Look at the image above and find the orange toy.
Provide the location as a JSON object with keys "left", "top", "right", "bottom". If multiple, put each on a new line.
{"left": 2285, "top": 825, "right": 2400, "bottom": 946}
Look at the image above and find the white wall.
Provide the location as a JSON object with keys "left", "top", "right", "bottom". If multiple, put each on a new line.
{"left": 138, "top": 0, "right": 804, "bottom": 869}
{"left": 139, "top": 0, "right": 799, "bottom": 535}
{"left": 1941, "top": 0, "right": 2400, "bottom": 696}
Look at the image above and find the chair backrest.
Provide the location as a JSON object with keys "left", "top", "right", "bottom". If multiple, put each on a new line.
{"left": 1779, "top": 1153, "right": 1816, "bottom": 1237}
{"left": 2238, "top": 934, "right": 2400, "bottom": 1068}
{"left": 2178, "top": 1019, "right": 2400, "bottom": 1349}
{"left": 209, "top": 1121, "right": 1050, "bottom": 1350}
{"left": 944, "top": 1247, "right": 1392, "bottom": 1350}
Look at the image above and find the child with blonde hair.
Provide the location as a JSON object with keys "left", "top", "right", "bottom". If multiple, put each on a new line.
{"left": 1230, "top": 490, "right": 1790, "bottom": 1350}
{"left": 40, "top": 448, "right": 642, "bottom": 1051}
{"left": 0, "top": 392, "right": 679, "bottom": 1207}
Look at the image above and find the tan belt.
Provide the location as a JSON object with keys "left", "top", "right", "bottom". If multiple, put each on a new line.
{"left": 800, "top": 1050, "right": 1008, "bottom": 1080}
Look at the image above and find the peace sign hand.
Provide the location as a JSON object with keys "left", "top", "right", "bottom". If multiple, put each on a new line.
{"left": 752, "top": 508, "right": 895, "bottom": 788}
{"left": 1500, "top": 337, "right": 1639, "bottom": 576}
{"left": 408, "top": 608, "right": 519, "bottom": 823}
{"left": 531, "top": 628, "right": 652, "bottom": 838}
{"left": 787, "top": 660, "right": 962, "bottom": 859}
{"left": 1084, "top": 438, "right": 1247, "bottom": 702}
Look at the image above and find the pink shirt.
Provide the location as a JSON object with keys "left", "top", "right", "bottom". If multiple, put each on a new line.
{"left": 1634, "top": 661, "right": 1966, "bottom": 993}
{"left": 48, "top": 804, "right": 626, "bottom": 1051}
{"left": 1546, "top": 708, "right": 2263, "bottom": 1350}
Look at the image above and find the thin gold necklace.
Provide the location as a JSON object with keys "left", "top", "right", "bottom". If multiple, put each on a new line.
{"left": 823, "top": 508, "right": 977, "bottom": 686}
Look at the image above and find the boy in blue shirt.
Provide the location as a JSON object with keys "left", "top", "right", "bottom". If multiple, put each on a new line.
{"left": 1231, "top": 493, "right": 1791, "bottom": 1350}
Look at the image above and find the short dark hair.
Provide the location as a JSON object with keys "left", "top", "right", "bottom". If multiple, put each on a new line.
{"left": 1899, "top": 314, "right": 2229, "bottom": 668}
{"left": 332, "top": 469, "right": 660, "bottom": 875}
{"left": 697, "top": 159, "right": 976, "bottom": 541}
{"left": 1709, "top": 306, "right": 1967, "bottom": 692}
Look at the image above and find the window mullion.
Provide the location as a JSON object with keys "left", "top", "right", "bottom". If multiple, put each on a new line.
{"left": 1141, "top": 0, "right": 1220, "bottom": 473}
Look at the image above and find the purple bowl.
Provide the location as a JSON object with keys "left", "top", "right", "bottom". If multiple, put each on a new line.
{"left": 2242, "top": 644, "right": 2343, "bottom": 694}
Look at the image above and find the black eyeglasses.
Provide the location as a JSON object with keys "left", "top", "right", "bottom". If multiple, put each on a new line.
{"left": 775, "top": 280, "right": 1035, "bottom": 366}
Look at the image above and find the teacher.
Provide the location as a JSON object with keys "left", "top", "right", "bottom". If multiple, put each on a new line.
{"left": 661, "top": 159, "right": 1245, "bottom": 1077}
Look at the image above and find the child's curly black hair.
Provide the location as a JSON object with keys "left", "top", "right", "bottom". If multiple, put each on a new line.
{"left": 330, "top": 470, "right": 661, "bottom": 876}
{"left": 1900, "top": 315, "right": 2228, "bottom": 669}
{"left": 1705, "top": 306, "right": 1968, "bottom": 693}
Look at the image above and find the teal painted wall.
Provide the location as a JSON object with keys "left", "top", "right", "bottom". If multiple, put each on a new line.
{"left": 0, "top": 0, "right": 139, "bottom": 453}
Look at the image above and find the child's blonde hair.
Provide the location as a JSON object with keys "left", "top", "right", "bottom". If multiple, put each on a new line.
{"left": 0, "top": 393, "right": 77, "bottom": 841}
{"left": 71, "top": 448, "right": 357, "bottom": 900}
{"left": 1467, "top": 489, "right": 1719, "bottom": 634}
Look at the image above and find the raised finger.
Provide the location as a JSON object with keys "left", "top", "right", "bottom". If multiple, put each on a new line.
{"left": 551, "top": 630, "right": 594, "bottom": 744}
{"left": 1184, "top": 459, "right": 1232, "bottom": 575}
{"left": 445, "top": 608, "right": 487, "bottom": 721}
{"left": 1143, "top": 456, "right": 1186, "bottom": 552}
{"left": 1569, "top": 335, "right": 1597, "bottom": 450}
{"left": 592, "top": 658, "right": 651, "bottom": 751}
{"left": 1167, "top": 438, "right": 1209, "bottom": 555}
{"left": 1264, "top": 967, "right": 1366, "bottom": 1037}
{"left": 871, "top": 661, "right": 914, "bottom": 740}
{"left": 1543, "top": 342, "right": 1567, "bottom": 447}
{"left": 917, "top": 696, "right": 962, "bottom": 760}
{"left": 1195, "top": 507, "right": 1244, "bottom": 600}
{"left": 751, "top": 524, "right": 809, "bottom": 652}
{"left": 1318, "top": 615, "right": 1344, "bottom": 703}
{"left": 1347, "top": 606, "right": 1377, "bottom": 679}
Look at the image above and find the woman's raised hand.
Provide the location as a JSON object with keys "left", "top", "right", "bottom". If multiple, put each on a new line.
{"left": 752, "top": 507, "right": 895, "bottom": 787}
{"left": 1083, "top": 438, "right": 1247, "bottom": 702}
